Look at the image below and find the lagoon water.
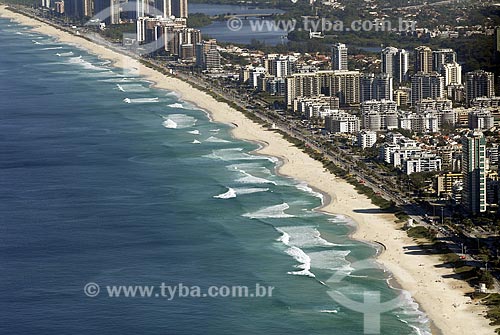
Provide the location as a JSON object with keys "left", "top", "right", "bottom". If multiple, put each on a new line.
{"left": 189, "top": 4, "right": 287, "bottom": 45}
{"left": 0, "top": 18, "right": 430, "bottom": 334}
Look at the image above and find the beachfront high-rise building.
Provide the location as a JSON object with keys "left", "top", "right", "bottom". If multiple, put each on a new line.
{"left": 154, "top": 0, "right": 173, "bottom": 18}
{"left": 94, "top": 0, "right": 120, "bottom": 25}
{"left": 139, "top": 0, "right": 187, "bottom": 19}
{"left": 439, "top": 62, "right": 462, "bottom": 86}
{"left": 63, "top": 0, "right": 91, "bottom": 18}
{"left": 41, "top": 0, "right": 51, "bottom": 8}
{"left": 263, "top": 55, "right": 297, "bottom": 78}
{"left": 461, "top": 131, "right": 487, "bottom": 214}
{"left": 55, "top": 1, "right": 64, "bottom": 14}
{"left": 360, "top": 73, "right": 375, "bottom": 102}
{"left": 414, "top": 46, "right": 433, "bottom": 74}
{"left": 381, "top": 47, "right": 409, "bottom": 84}
{"left": 331, "top": 43, "right": 348, "bottom": 71}
{"left": 136, "top": 0, "right": 147, "bottom": 18}
{"left": 135, "top": 16, "right": 198, "bottom": 58}
{"left": 411, "top": 72, "right": 445, "bottom": 106}
{"left": 196, "top": 39, "right": 221, "bottom": 70}
{"left": 373, "top": 73, "right": 393, "bottom": 101}
{"left": 322, "top": 70, "right": 361, "bottom": 105}
{"left": 360, "top": 73, "right": 393, "bottom": 102}
{"left": 168, "top": 27, "right": 200, "bottom": 56}
{"left": 171, "top": 0, "right": 188, "bottom": 18}
{"left": 432, "top": 48, "right": 457, "bottom": 72}
{"left": 465, "top": 70, "right": 495, "bottom": 104}
{"left": 135, "top": 0, "right": 182, "bottom": 19}
{"left": 285, "top": 70, "right": 360, "bottom": 106}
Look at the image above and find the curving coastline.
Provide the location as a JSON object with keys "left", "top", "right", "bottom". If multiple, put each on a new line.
{"left": 0, "top": 5, "right": 495, "bottom": 334}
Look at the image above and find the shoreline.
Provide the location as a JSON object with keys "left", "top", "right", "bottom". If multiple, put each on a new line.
{"left": 0, "top": 6, "right": 495, "bottom": 335}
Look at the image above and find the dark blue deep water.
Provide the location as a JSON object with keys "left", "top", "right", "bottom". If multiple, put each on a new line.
{"left": 0, "top": 18, "right": 430, "bottom": 335}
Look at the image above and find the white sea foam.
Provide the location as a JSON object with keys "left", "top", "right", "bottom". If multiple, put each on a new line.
{"left": 188, "top": 130, "right": 200, "bottom": 135}
{"left": 99, "top": 77, "right": 137, "bottom": 83}
{"left": 67, "top": 56, "right": 112, "bottom": 72}
{"left": 327, "top": 215, "right": 356, "bottom": 227}
{"left": 319, "top": 309, "right": 338, "bottom": 314}
{"left": 348, "top": 274, "right": 369, "bottom": 279}
{"left": 165, "top": 91, "right": 181, "bottom": 99}
{"left": 227, "top": 162, "right": 272, "bottom": 176}
{"left": 123, "top": 97, "right": 159, "bottom": 104}
{"left": 213, "top": 187, "right": 237, "bottom": 199}
{"left": 116, "top": 84, "right": 149, "bottom": 92}
{"left": 243, "top": 203, "right": 294, "bottom": 219}
{"left": 276, "top": 231, "right": 290, "bottom": 245}
{"left": 206, "top": 136, "right": 231, "bottom": 143}
{"left": 42, "top": 46, "right": 63, "bottom": 50}
{"left": 209, "top": 129, "right": 220, "bottom": 133}
{"left": 213, "top": 187, "right": 269, "bottom": 199}
{"left": 192, "top": 139, "right": 201, "bottom": 144}
{"left": 162, "top": 114, "right": 196, "bottom": 129}
{"left": 204, "top": 148, "right": 276, "bottom": 162}
{"left": 31, "top": 39, "right": 41, "bottom": 45}
{"left": 276, "top": 226, "right": 337, "bottom": 248}
{"left": 162, "top": 119, "right": 177, "bottom": 129}
{"left": 308, "top": 250, "right": 352, "bottom": 272}
{"left": 232, "top": 164, "right": 275, "bottom": 185}
{"left": 285, "top": 246, "right": 315, "bottom": 278}
{"left": 82, "top": 71, "right": 114, "bottom": 78}
{"left": 56, "top": 51, "right": 74, "bottom": 57}
{"left": 236, "top": 172, "right": 276, "bottom": 185}
{"left": 394, "top": 290, "right": 432, "bottom": 335}
{"left": 168, "top": 103, "right": 185, "bottom": 109}
{"left": 295, "top": 182, "right": 324, "bottom": 203}
{"left": 234, "top": 187, "right": 269, "bottom": 195}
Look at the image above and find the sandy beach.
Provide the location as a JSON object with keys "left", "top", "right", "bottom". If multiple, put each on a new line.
{"left": 0, "top": 5, "right": 495, "bottom": 334}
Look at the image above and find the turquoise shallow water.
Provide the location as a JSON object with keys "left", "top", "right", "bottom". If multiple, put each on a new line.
{"left": 0, "top": 18, "right": 431, "bottom": 335}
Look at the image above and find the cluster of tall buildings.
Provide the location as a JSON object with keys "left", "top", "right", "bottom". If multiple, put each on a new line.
{"left": 375, "top": 129, "right": 491, "bottom": 214}
{"left": 238, "top": 42, "right": 496, "bottom": 136}
{"left": 285, "top": 70, "right": 361, "bottom": 107}
{"left": 136, "top": 17, "right": 221, "bottom": 66}
{"left": 337, "top": 44, "right": 493, "bottom": 107}
{"left": 267, "top": 43, "right": 497, "bottom": 214}
{"left": 381, "top": 46, "right": 409, "bottom": 84}
{"left": 44, "top": 0, "right": 188, "bottom": 24}
{"left": 240, "top": 55, "right": 298, "bottom": 97}
{"left": 43, "top": 0, "right": 221, "bottom": 66}
{"left": 134, "top": 0, "right": 220, "bottom": 66}
{"left": 266, "top": 43, "right": 494, "bottom": 111}
{"left": 276, "top": 43, "right": 496, "bottom": 112}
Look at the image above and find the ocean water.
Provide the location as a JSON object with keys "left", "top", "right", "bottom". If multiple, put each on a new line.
{"left": 0, "top": 18, "right": 431, "bottom": 335}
